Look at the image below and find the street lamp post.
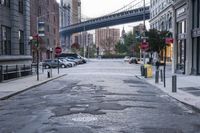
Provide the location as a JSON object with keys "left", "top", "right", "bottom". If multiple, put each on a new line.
{"left": 36, "top": 12, "right": 56, "bottom": 81}
{"left": 143, "top": 0, "right": 146, "bottom": 65}
{"left": 83, "top": 25, "right": 86, "bottom": 58}
{"left": 50, "top": 48, "right": 53, "bottom": 77}
{"left": 36, "top": 35, "right": 39, "bottom": 81}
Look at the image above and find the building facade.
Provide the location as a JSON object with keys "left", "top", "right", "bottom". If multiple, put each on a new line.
{"left": 95, "top": 28, "right": 120, "bottom": 55}
{"left": 192, "top": 0, "right": 200, "bottom": 75}
{"left": 77, "top": 32, "right": 94, "bottom": 48}
{"left": 150, "top": 0, "right": 174, "bottom": 32}
{"left": 30, "top": 0, "right": 60, "bottom": 62}
{"left": 0, "top": 0, "right": 32, "bottom": 65}
{"left": 172, "top": 0, "right": 199, "bottom": 75}
{"left": 59, "top": 0, "right": 81, "bottom": 52}
{"left": 59, "top": 0, "right": 71, "bottom": 28}
{"left": 150, "top": 0, "right": 174, "bottom": 63}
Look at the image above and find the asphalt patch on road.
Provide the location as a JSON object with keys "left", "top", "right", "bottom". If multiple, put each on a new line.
{"left": 141, "top": 127, "right": 183, "bottom": 133}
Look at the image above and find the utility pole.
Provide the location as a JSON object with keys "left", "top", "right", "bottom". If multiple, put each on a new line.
{"left": 143, "top": 0, "right": 146, "bottom": 64}
{"left": 83, "top": 25, "right": 86, "bottom": 58}
{"left": 36, "top": 17, "right": 39, "bottom": 81}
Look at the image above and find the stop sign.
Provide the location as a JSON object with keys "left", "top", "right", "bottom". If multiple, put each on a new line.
{"left": 165, "top": 38, "right": 173, "bottom": 44}
{"left": 140, "top": 42, "right": 149, "bottom": 51}
{"left": 55, "top": 47, "right": 62, "bottom": 55}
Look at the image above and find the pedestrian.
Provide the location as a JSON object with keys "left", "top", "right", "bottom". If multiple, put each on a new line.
{"left": 156, "top": 60, "right": 160, "bottom": 70}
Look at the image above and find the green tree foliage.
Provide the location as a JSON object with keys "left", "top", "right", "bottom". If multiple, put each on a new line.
{"left": 115, "top": 31, "right": 141, "bottom": 57}
{"left": 115, "top": 41, "right": 127, "bottom": 54}
{"left": 146, "top": 29, "right": 171, "bottom": 53}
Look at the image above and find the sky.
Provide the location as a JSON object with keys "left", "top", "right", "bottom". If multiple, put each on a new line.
{"left": 81, "top": 0, "right": 150, "bottom": 34}
{"left": 81, "top": 0, "right": 135, "bottom": 18}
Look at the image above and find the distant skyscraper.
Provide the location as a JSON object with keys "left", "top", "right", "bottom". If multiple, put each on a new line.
{"left": 59, "top": 0, "right": 71, "bottom": 28}
{"left": 120, "top": 27, "right": 126, "bottom": 44}
{"left": 59, "top": 0, "right": 81, "bottom": 52}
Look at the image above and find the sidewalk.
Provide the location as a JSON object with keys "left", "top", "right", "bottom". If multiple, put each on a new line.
{"left": 137, "top": 65, "right": 200, "bottom": 110}
{"left": 0, "top": 69, "right": 67, "bottom": 100}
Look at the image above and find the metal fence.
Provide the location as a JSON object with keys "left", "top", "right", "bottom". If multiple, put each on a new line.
{"left": 0, "top": 64, "right": 35, "bottom": 82}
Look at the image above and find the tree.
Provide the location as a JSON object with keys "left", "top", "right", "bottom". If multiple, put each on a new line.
{"left": 100, "top": 37, "right": 115, "bottom": 55}
{"left": 146, "top": 29, "right": 170, "bottom": 53}
{"left": 145, "top": 29, "right": 172, "bottom": 63}
{"left": 115, "top": 41, "right": 127, "bottom": 54}
{"left": 71, "top": 42, "right": 80, "bottom": 53}
{"left": 124, "top": 31, "right": 141, "bottom": 56}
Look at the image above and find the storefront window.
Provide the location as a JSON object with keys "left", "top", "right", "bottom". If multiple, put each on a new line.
{"left": 19, "top": 30, "right": 24, "bottom": 55}
{"left": 1, "top": 26, "right": 11, "bottom": 55}
{"left": 18, "top": 0, "right": 24, "bottom": 14}
{"left": 177, "top": 40, "right": 186, "bottom": 73}
{"left": 0, "top": 0, "right": 10, "bottom": 8}
{"left": 177, "top": 19, "right": 186, "bottom": 73}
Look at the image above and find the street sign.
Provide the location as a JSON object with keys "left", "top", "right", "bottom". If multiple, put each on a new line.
{"left": 38, "top": 22, "right": 45, "bottom": 37}
{"left": 55, "top": 47, "right": 62, "bottom": 55}
{"left": 165, "top": 38, "right": 173, "bottom": 44}
{"left": 140, "top": 42, "right": 149, "bottom": 51}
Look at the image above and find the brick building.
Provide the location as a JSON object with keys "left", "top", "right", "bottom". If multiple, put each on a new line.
{"left": 30, "top": 0, "right": 59, "bottom": 62}
{"left": 95, "top": 28, "right": 120, "bottom": 55}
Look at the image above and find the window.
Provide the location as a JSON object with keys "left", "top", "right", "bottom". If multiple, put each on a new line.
{"left": 18, "top": 0, "right": 23, "bottom": 14}
{"left": 38, "top": 6, "right": 42, "bottom": 16}
{"left": 169, "top": 17, "right": 172, "bottom": 29}
{"left": 1, "top": 26, "right": 11, "bottom": 55}
{"left": 0, "top": 0, "right": 10, "bottom": 7}
{"left": 19, "top": 30, "right": 24, "bottom": 55}
{"left": 54, "top": 16, "right": 56, "bottom": 23}
{"left": 54, "top": 28, "right": 56, "bottom": 34}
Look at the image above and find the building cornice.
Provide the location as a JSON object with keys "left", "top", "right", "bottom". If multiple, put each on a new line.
{"left": 149, "top": 4, "right": 173, "bottom": 23}
{"left": 173, "top": 0, "right": 187, "bottom": 9}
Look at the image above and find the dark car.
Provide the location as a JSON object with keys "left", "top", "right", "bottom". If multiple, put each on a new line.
{"left": 129, "top": 57, "right": 138, "bottom": 64}
{"left": 42, "top": 59, "right": 67, "bottom": 69}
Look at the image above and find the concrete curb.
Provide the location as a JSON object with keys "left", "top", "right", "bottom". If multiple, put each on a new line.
{"left": 0, "top": 74, "right": 67, "bottom": 100}
{"left": 135, "top": 75, "right": 200, "bottom": 112}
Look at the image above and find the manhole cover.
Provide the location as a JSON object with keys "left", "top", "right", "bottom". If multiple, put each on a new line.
{"left": 72, "top": 116, "right": 97, "bottom": 122}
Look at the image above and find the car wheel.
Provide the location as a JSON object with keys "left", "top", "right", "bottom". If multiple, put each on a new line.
{"left": 45, "top": 65, "right": 50, "bottom": 69}
{"left": 61, "top": 64, "right": 65, "bottom": 68}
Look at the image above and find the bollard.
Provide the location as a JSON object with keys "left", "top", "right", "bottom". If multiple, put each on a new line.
{"left": 172, "top": 75, "right": 177, "bottom": 93}
{"left": 141, "top": 65, "right": 145, "bottom": 76}
{"left": 144, "top": 68, "right": 148, "bottom": 78}
{"left": 6, "top": 65, "right": 8, "bottom": 80}
{"left": 160, "top": 69, "right": 163, "bottom": 82}
{"left": 155, "top": 70, "right": 159, "bottom": 83}
{"left": 0, "top": 65, "right": 2, "bottom": 82}
{"left": 47, "top": 71, "right": 50, "bottom": 78}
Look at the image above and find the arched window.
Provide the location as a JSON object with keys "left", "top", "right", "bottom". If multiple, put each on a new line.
{"left": 169, "top": 17, "right": 172, "bottom": 29}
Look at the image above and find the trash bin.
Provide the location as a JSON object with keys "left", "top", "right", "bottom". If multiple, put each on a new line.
{"left": 144, "top": 64, "right": 153, "bottom": 78}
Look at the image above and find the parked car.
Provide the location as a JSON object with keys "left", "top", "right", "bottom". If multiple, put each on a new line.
{"left": 59, "top": 58, "right": 76, "bottom": 67}
{"left": 124, "top": 56, "right": 130, "bottom": 62}
{"left": 42, "top": 59, "right": 67, "bottom": 69}
{"left": 65, "top": 58, "right": 79, "bottom": 65}
{"left": 129, "top": 57, "right": 138, "bottom": 64}
{"left": 58, "top": 53, "right": 87, "bottom": 64}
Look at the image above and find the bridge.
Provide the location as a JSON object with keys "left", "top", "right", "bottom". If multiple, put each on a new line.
{"left": 59, "top": 0, "right": 150, "bottom": 50}
{"left": 60, "top": 6, "right": 150, "bottom": 35}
